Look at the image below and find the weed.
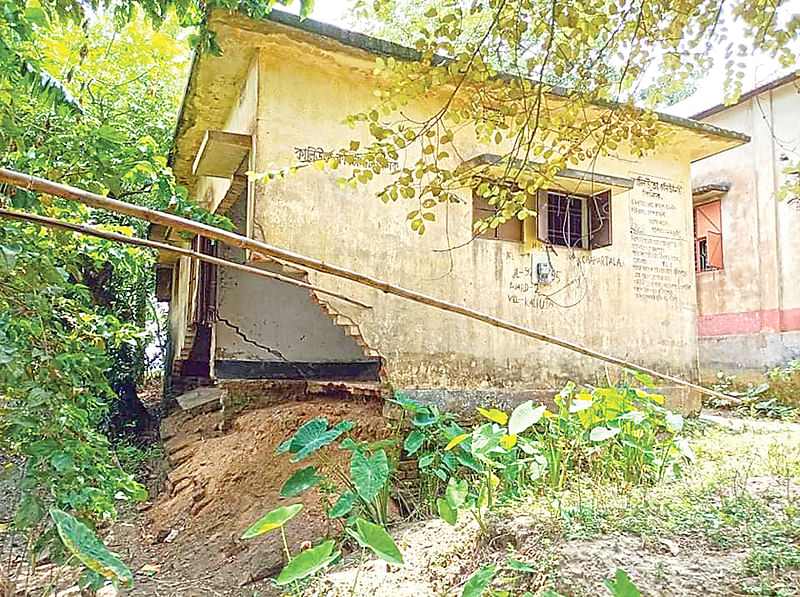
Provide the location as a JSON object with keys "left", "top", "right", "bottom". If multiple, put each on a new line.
{"left": 114, "top": 440, "right": 163, "bottom": 480}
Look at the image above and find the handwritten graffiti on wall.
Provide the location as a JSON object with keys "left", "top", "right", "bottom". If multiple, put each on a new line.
{"left": 292, "top": 146, "right": 400, "bottom": 172}
{"left": 629, "top": 174, "right": 690, "bottom": 302}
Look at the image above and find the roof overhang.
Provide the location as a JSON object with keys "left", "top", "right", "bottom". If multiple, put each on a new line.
{"left": 692, "top": 182, "right": 731, "bottom": 204}
{"left": 459, "top": 153, "right": 634, "bottom": 196}
{"left": 171, "top": 10, "right": 751, "bottom": 195}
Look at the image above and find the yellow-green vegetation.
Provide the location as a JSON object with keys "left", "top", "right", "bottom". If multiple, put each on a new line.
{"left": 709, "top": 360, "right": 800, "bottom": 421}
{"left": 300, "top": 414, "right": 800, "bottom": 597}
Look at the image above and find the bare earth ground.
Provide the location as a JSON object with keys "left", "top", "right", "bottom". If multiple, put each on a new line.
{"left": 11, "top": 396, "right": 799, "bottom": 596}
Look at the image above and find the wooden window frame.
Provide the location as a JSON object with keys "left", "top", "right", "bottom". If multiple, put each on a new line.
{"left": 472, "top": 185, "right": 524, "bottom": 243}
{"left": 693, "top": 200, "right": 723, "bottom": 272}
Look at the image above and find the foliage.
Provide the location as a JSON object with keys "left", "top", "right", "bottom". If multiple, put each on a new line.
{"left": 346, "top": 517, "right": 404, "bottom": 564}
{"left": 709, "top": 363, "right": 800, "bottom": 420}
{"left": 276, "top": 417, "right": 395, "bottom": 527}
{"left": 394, "top": 373, "right": 689, "bottom": 531}
{"left": 275, "top": 539, "right": 340, "bottom": 586}
{"left": 311, "top": 0, "right": 800, "bottom": 235}
{"left": 50, "top": 508, "right": 133, "bottom": 588}
{"left": 241, "top": 503, "right": 303, "bottom": 539}
{"left": 0, "top": 9, "right": 234, "bottom": 587}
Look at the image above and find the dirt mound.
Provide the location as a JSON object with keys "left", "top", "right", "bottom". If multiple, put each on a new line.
{"left": 111, "top": 387, "right": 393, "bottom": 596}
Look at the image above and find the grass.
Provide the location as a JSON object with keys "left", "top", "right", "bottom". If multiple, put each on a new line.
{"left": 298, "top": 415, "right": 799, "bottom": 596}
{"left": 483, "top": 421, "right": 800, "bottom": 595}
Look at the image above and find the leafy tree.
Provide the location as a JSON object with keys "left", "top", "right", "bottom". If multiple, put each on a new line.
{"left": 326, "top": 0, "right": 799, "bottom": 234}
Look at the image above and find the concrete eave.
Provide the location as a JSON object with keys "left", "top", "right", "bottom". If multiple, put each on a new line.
{"left": 171, "top": 9, "right": 751, "bottom": 192}
{"left": 692, "top": 182, "right": 731, "bottom": 204}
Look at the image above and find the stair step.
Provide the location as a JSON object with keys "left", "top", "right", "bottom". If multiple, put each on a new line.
{"left": 334, "top": 314, "right": 352, "bottom": 326}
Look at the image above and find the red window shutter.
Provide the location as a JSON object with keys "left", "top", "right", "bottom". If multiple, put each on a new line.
{"left": 707, "top": 230, "right": 723, "bottom": 269}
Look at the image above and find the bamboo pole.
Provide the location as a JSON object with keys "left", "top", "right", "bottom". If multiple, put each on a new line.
{"left": 0, "top": 167, "right": 736, "bottom": 403}
{"left": 0, "top": 208, "right": 372, "bottom": 310}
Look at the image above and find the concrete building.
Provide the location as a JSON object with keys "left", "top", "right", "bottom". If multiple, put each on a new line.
{"left": 690, "top": 72, "right": 800, "bottom": 379}
{"left": 158, "top": 10, "right": 747, "bottom": 411}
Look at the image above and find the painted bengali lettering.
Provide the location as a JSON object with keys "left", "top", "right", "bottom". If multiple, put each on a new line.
{"left": 629, "top": 174, "right": 689, "bottom": 302}
{"left": 292, "top": 145, "right": 400, "bottom": 172}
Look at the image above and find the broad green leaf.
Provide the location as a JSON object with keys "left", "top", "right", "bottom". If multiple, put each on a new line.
{"left": 390, "top": 393, "right": 428, "bottom": 413}
{"left": 507, "top": 558, "right": 536, "bottom": 573}
{"left": 471, "top": 424, "right": 501, "bottom": 455}
{"left": 328, "top": 492, "right": 357, "bottom": 519}
{"left": 0, "top": 244, "right": 21, "bottom": 273}
{"left": 437, "top": 498, "right": 457, "bottom": 525}
{"left": 288, "top": 419, "right": 355, "bottom": 462}
{"left": 604, "top": 568, "right": 641, "bottom": 597}
{"left": 570, "top": 399, "right": 595, "bottom": 413}
{"left": 446, "top": 476, "right": 468, "bottom": 508}
{"left": 632, "top": 372, "right": 656, "bottom": 388}
{"left": 412, "top": 411, "right": 440, "bottom": 427}
{"left": 445, "top": 433, "right": 470, "bottom": 451}
{"left": 275, "top": 540, "right": 338, "bottom": 586}
{"left": 665, "top": 412, "right": 684, "bottom": 432}
{"left": 280, "top": 467, "right": 321, "bottom": 498}
{"left": 241, "top": 504, "right": 303, "bottom": 539}
{"left": 275, "top": 438, "right": 293, "bottom": 454}
{"left": 351, "top": 449, "right": 389, "bottom": 502}
{"left": 14, "top": 493, "right": 43, "bottom": 530}
{"left": 50, "top": 508, "right": 133, "bottom": 587}
{"left": 463, "top": 565, "right": 496, "bottom": 597}
{"left": 589, "top": 426, "right": 621, "bottom": 442}
{"left": 350, "top": 517, "right": 404, "bottom": 564}
{"left": 508, "top": 401, "right": 547, "bottom": 435}
{"left": 404, "top": 430, "right": 424, "bottom": 455}
{"left": 476, "top": 407, "right": 508, "bottom": 425}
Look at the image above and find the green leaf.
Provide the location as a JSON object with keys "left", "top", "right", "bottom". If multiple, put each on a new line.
{"left": 445, "top": 476, "right": 468, "bottom": 508}
{"left": 589, "top": 426, "right": 621, "bottom": 442}
{"left": 280, "top": 466, "right": 321, "bottom": 498}
{"left": 412, "top": 411, "right": 440, "bottom": 427}
{"left": 471, "top": 424, "right": 502, "bottom": 455}
{"left": 665, "top": 412, "right": 684, "bottom": 432}
{"left": 507, "top": 558, "right": 536, "bottom": 573}
{"left": 351, "top": 449, "right": 389, "bottom": 502}
{"left": 437, "top": 498, "right": 457, "bottom": 525}
{"left": 328, "top": 492, "right": 357, "bottom": 519}
{"left": 604, "top": 568, "right": 641, "bottom": 597}
{"left": 275, "top": 438, "right": 293, "bottom": 454}
{"left": 286, "top": 419, "right": 355, "bottom": 462}
{"left": 463, "top": 565, "right": 496, "bottom": 597}
{"left": 632, "top": 372, "right": 656, "bottom": 388}
{"left": 96, "top": 125, "right": 126, "bottom": 144}
{"left": 508, "top": 401, "right": 547, "bottom": 435}
{"left": 570, "top": 399, "right": 595, "bottom": 413}
{"left": 0, "top": 244, "right": 21, "bottom": 273}
{"left": 349, "top": 517, "right": 404, "bottom": 564}
{"left": 51, "top": 453, "right": 74, "bottom": 472}
{"left": 50, "top": 508, "right": 133, "bottom": 587}
{"left": 404, "top": 430, "right": 424, "bottom": 455}
{"left": 276, "top": 540, "right": 339, "bottom": 586}
{"left": 14, "top": 493, "right": 44, "bottom": 530}
{"left": 241, "top": 504, "right": 303, "bottom": 539}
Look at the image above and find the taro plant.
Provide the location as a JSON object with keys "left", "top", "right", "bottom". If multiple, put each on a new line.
{"left": 399, "top": 373, "right": 690, "bottom": 530}
{"left": 241, "top": 501, "right": 342, "bottom": 588}
{"left": 241, "top": 503, "right": 304, "bottom": 563}
{"left": 276, "top": 417, "right": 395, "bottom": 527}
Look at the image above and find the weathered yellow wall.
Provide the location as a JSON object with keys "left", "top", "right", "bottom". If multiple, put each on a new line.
{"left": 240, "top": 42, "right": 700, "bottom": 402}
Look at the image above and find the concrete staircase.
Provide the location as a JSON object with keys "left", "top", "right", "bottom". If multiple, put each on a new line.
{"left": 250, "top": 253, "right": 381, "bottom": 360}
